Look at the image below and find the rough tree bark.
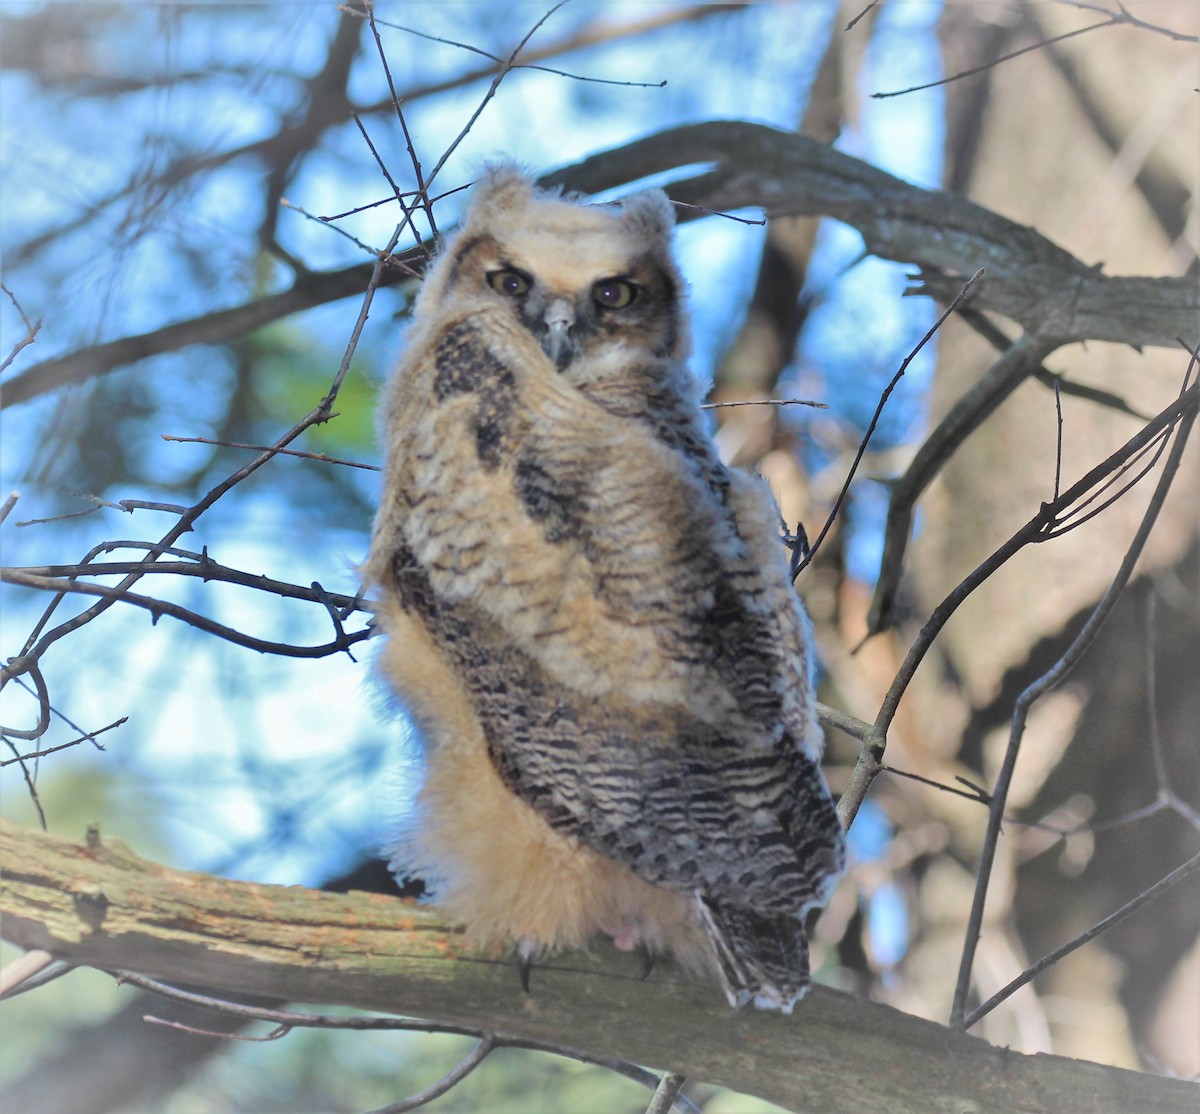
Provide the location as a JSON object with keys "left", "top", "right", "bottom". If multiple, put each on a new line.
{"left": 2, "top": 820, "right": 1195, "bottom": 1114}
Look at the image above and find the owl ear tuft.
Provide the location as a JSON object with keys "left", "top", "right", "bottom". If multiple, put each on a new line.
{"left": 471, "top": 163, "right": 537, "bottom": 215}
{"left": 618, "top": 189, "right": 676, "bottom": 239}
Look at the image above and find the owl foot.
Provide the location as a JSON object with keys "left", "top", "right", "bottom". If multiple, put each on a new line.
{"left": 601, "top": 921, "right": 643, "bottom": 952}
{"left": 640, "top": 949, "right": 658, "bottom": 981}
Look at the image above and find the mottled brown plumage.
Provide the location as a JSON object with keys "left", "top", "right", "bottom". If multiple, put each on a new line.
{"left": 365, "top": 166, "right": 845, "bottom": 1010}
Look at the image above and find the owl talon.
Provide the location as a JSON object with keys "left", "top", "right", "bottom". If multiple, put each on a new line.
{"left": 517, "top": 952, "right": 534, "bottom": 994}
{"left": 640, "top": 950, "right": 657, "bottom": 981}
{"left": 516, "top": 936, "right": 540, "bottom": 994}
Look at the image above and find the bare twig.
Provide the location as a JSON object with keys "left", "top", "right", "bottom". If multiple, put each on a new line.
{"left": 0, "top": 950, "right": 54, "bottom": 997}
{"left": 0, "top": 570, "right": 369, "bottom": 660}
{"left": 366, "top": 1036, "right": 497, "bottom": 1114}
{"left": 835, "top": 377, "right": 1199, "bottom": 829}
{"left": 645, "top": 1071, "right": 688, "bottom": 1114}
{"left": 795, "top": 269, "right": 984, "bottom": 576}
{"left": 0, "top": 717, "right": 125, "bottom": 768}
{"left": 1056, "top": 0, "right": 1198, "bottom": 42}
{"left": 0, "top": 285, "right": 41, "bottom": 374}
{"left": 162, "top": 434, "right": 380, "bottom": 471}
{"left": 360, "top": 0, "right": 436, "bottom": 245}
{"left": 846, "top": 2, "right": 880, "bottom": 32}
{"left": 700, "top": 397, "right": 827, "bottom": 411}
{"left": 868, "top": 332, "right": 1061, "bottom": 634}
{"left": 142, "top": 1017, "right": 292, "bottom": 1043}
{"left": 111, "top": 971, "right": 703, "bottom": 1113}
{"left": 1052, "top": 376, "right": 1064, "bottom": 502}
{"left": 816, "top": 702, "right": 873, "bottom": 742}
{"left": 358, "top": 10, "right": 666, "bottom": 88}
{"left": 279, "top": 195, "right": 415, "bottom": 267}
{"left": 3, "top": 554, "right": 364, "bottom": 611}
{"left": 873, "top": 15, "right": 1118, "bottom": 99}
{"left": 963, "top": 850, "right": 1200, "bottom": 1029}
{"left": 423, "top": 2, "right": 570, "bottom": 191}
{"left": 949, "top": 352, "right": 1199, "bottom": 1027}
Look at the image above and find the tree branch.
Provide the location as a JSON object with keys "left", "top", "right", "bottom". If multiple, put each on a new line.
{"left": 546, "top": 122, "right": 1197, "bottom": 349}
{"left": 1, "top": 820, "right": 1195, "bottom": 1114}
{"left": 9, "top": 123, "right": 1194, "bottom": 410}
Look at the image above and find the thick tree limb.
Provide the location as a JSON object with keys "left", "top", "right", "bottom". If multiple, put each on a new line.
{"left": 546, "top": 122, "right": 1197, "bottom": 350}
{"left": 2, "top": 820, "right": 1195, "bottom": 1114}
{"left": 7, "top": 123, "right": 1193, "bottom": 411}
{"left": 0, "top": 259, "right": 413, "bottom": 410}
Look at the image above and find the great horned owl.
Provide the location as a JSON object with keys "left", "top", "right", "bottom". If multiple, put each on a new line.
{"left": 365, "top": 165, "right": 846, "bottom": 1011}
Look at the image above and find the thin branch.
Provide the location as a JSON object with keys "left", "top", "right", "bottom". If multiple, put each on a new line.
{"left": 868, "top": 332, "right": 1060, "bottom": 634}
{"left": 325, "top": 224, "right": 403, "bottom": 407}
{"left": 142, "top": 1016, "right": 292, "bottom": 1043}
{"left": 700, "top": 397, "right": 827, "bottom": 411}
{"left": 835, "top": 378, "right": 1199, "bottom": 829}
{"left": 358, "top": 10, "right": 667, "bottom": 88}
{"left": 1052, "top": 377, "right": 1064, "bottom": 502}
{"left": 668, "top": 200, "right": 765, "bottom": 226}
{"left": 872, "top": 15, "right": 1118, "bottom": 99}
{"left": 114, "top": 972, "right": 484, "bottom": 1039}
{"left": 366, "top": 1035, "right": 496, "bottom": 1114}
{"left": 955, "top": 304, "right": 1150, "bottom": 420}
{"left": 423, "top": 2, "right": 570, "bottom": 191}
{"left": 1055, "top": 0, "right": 1198, "bottom": 42}
{"left": 278, "top": 195, "right": 413, "bottom": 267}
{"left": 162, "top": 434, "right": 380, "bottom": 471}
{"left": 0, "top": 949, "right": 54, "bottom": 997}
{"left": 795, "top": 269, "right": 984, "bottom": 575}
{"left": 0, "top": 717, "right": 125, "bottom": 768}
{"left": 4, "top": 556, "right": 364, "bottom": 610}
{"left": 846, "top": 2, "right": 880, "bottom": 32}
{"left": 645, "top": 1071, "right": 688, "bottom": 1114}
{"left": 116, "top": 971, "right": 702, "bottom": 1113}
{"left": 360, "top": 0, "right": 436, "bottom": 245}
{"left": 882, "top": 765, "right": 991, "bottom": 806}
{"left": 0, "top": 284, "right": 41, "bottom": 374}
{"left": 816, "top": 702, "right": 873, "bottom": 742}
{"left": 963, "top": 850, "right": 1200, "bottom": 1029}
{"left": 0, "top": 570, "right": 370, "bottom": 660}
{"left": 949, "top": 353, "right": 1199, "bottom": 1027}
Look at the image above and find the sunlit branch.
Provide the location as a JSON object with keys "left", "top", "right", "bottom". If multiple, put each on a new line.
{"left": 1, "top": 570, "right": 370, "bottom": 660}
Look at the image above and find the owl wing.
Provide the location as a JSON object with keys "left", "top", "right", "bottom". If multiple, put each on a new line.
{"left": 380, "top": 307, "right": 844, "bottom": 915}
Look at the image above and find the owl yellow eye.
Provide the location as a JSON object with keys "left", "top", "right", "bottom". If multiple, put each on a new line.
{"left": 593, "top": 279, "right": 637, "bottom": 309}
{"left": 488, "top": 269, "right": 531, "bottom": 297}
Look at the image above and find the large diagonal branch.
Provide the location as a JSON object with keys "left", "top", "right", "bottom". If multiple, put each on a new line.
{"left": 545, "top": 122, "right": 1196, "bottom": 349}
{"left": 7, "top": 122, "right": 1194, "bottom": 410}
{"left": 2, "top": 820, "right": 1195, "bottom": 1114}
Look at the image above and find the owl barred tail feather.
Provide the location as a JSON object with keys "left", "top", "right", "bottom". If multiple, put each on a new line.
{"left": 698, "top": 900, "right": 813, "bottom": 1014}
{"left": 367, "top": 163, "right": 847, "bottom": 1011}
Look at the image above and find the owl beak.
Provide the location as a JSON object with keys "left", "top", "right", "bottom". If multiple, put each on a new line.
{"left": 542, "top": 299, "right": 575, "bottom": 369}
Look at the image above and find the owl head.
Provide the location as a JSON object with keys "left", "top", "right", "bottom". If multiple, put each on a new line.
{"left": 414, "top": 165, "right": 689, "bottom": 376}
